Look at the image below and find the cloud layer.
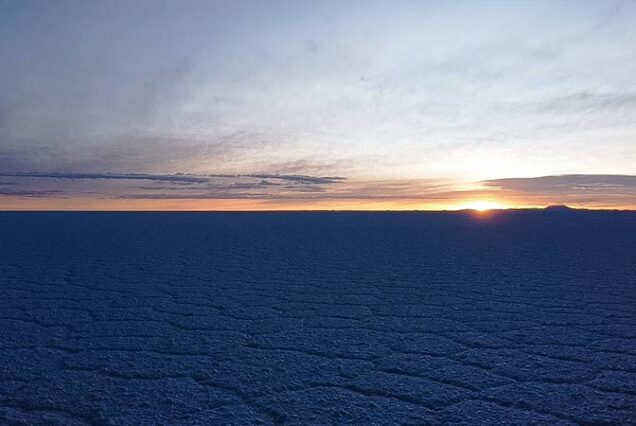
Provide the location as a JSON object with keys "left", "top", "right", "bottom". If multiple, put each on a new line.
{"left": 1, "top": 172, "right": 634, "bottom": 209}
{"left": 1, "top": 1, "right": 635, "bottom": 183}
{"left": 1, "top": 2, "right": 635, "bottom": 209}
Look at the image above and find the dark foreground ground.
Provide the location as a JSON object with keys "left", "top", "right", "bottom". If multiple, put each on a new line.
{"left": 0, "top": 211, "right": 635, "bottom": 425}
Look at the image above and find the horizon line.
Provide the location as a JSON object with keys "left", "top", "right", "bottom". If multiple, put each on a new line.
{"left": 2, "top": 207, "right": 635, "bottom": 213}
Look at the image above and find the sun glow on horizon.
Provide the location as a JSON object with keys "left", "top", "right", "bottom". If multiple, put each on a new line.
{"left": 457, "top": 200, "right": 509, "bottom": 212}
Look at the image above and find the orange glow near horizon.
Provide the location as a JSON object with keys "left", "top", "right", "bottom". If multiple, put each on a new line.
{"left": 1, "top": 196, "right": 634, "bottom": 211}
{"left": 456, "top": 200, "right": 511, "bottom": 211}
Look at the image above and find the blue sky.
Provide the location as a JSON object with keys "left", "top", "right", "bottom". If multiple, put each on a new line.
{"left": 1, "top": 0, "right": 635, "bottom": 209}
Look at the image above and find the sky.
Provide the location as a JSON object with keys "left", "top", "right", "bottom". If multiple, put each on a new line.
{"left": 1, "top": 0, "right": 635, "bottom": 210}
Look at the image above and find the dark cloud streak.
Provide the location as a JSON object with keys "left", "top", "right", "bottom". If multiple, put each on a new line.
{"left": 483, "top": 174, "right": 636, "bottom": 194}
{"left": 0, "top": 171, "right": 345, "bottom": 185}
{"left": 1, "top": 172, "right": 635, "bottom": 208}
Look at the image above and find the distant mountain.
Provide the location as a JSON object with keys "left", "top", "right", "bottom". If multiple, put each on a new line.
{"left": 544, "top": 204, "right": 574, "bottom": 211}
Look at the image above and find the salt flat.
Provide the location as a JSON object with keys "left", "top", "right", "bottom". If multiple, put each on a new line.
{"left": 0, "top": 212, "right": 635, "bottom": 425}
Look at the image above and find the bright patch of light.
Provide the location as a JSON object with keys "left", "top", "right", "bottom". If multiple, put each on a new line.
{"left": 459, "top": 201, "right": 508, "bottom": 211}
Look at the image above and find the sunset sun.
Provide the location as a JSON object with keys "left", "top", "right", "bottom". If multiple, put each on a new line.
{"left": 460, "top": 201, "right": 508, "bottom": 212}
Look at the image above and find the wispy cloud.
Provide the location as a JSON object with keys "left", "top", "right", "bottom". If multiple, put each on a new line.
{"left": 0, "top": 188, "right": 64, "bottom": 197}
{"left": 484, "top": 174, "right": 636, "bottom": 194}
{"left": 1, "top": 170, "right": 635, "bottom": 209}
{"left": 0, "top": 171, "right": 345, "bottom": 185}
{"left": 0, "top": 171, "right": 348, "bottom": 201}
{"left": 1, "top": 1, "right": 635, "bottom": 180}
{"left": 1, "top": 171, "right": 210, "bottom": 183}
